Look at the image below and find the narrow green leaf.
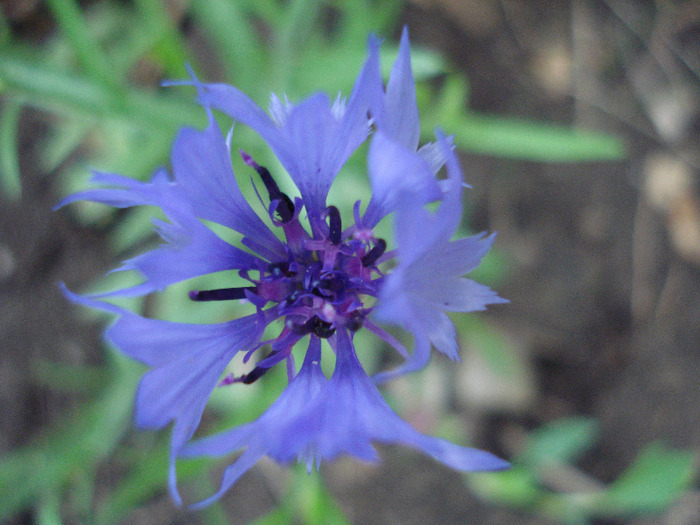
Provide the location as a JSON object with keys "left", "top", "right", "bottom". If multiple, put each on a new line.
{"left": 342, "top": 0, "right": 404, "bottom": 36}
{"left": 45, "top": 0, "right": 121, "bottom": 89}
{"left": 35, "top": 490, "right": 63, "bottom": 525}
{"left": 133, "top": 0, "right": 192, "bottom": 77}
{"left": 0, "top": 54, "right": 203, "bottom": 129}
{"left": 94, "top": 438, "right": 228, "bottom": 524}
{"left": 0, "top": 97, "right": 22, "bottom": 199}
{"left": 0, "top": 9, "right": 10, "bottom": 47}
{"left": 252, "top": 466, "right": 349, "bottom": 525}
{"left": 297, "top": 468, "right": 349, "bottom": 525}
{"left": 239, "top": 0, "right": 282, "bottom": 26}
{"left": 453, "top": 113, "right": 626, "bottom": 161}
{"left": 423, "top": 74, "right": 625, "bottom": 162}
{"left": 539, "top": 495, "right": 592, "bottom": 525}
{"left": 191, "top": 1, "right": 265, "bottom": 85}
{"left": 251, "top": 509, "right": 294, "bottom": 525}
{"left": 93, "top": 441, "right": 169, "bottom": 524}
{"left": 270, "top": 0, "right": 323, "bottom": 89}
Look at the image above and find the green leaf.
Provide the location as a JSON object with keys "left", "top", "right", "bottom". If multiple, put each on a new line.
{"left": 251, "top": 507, "right": 295, "bottom": 525}
{"left": 0, "top": 9, "right": 11, "bottom": 47}
{"left": 455, "top": 113, "right": 626, "bottom": 161}
{"left": 296, "top": 468, "right": 350, "bottom": 525}
{"left": 191, "top": 0, "right": 266, "bottom": 86}
{"left": 538, "top": 495, "right": 592, "bottom": 525}
{"left": 45, "top": 0, "right": 121, "bottom": 89}
{"left": 519, "top": 417, "right": 599, "bottom": 466}
{"left": 252, "top": 466, "right": 349, "bottom": 525}
{"left": 595, "top": 442, "right": 695, "bottom": 515}
{"left": 423, "top": 75, "right": 626, "bottom": 162}
{"left": 133, "top": 0, "right": 192, "bottom": 77}
{"left": 35, "top": 490, "right": 63, "bottom": 525}
{"left": 341, "top": 0, "right": 404, "bottom": 37}
{"left": 0, "top": 53, "right": 203, "bottom": 129}
{"left": 0, "top": 97, "right": 22, "bottom": 199}
{"left": 269, "top": 0, "right": 323, "bottom": 90}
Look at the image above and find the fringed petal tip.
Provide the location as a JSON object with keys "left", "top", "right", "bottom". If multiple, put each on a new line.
{"left": 161, "top": 64, "right": 203, "bottom": 90}
{"left": 162, "top": 65, "right": 219, "bottom": 123}
{"left": 59, "top": 282, "right": 126, "bottom": 317}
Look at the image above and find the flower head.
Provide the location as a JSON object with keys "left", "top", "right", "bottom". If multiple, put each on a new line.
{"left": 60, "top": 27, "right": 508, "bottom": 507}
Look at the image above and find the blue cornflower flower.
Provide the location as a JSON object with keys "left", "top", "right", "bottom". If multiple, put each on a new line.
{"left": 60, "top": 28, "right": 508, "bottom": 508}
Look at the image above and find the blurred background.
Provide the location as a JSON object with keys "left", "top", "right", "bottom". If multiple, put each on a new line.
{"left": 0, "top": 0, "right": 698, "bottom": 524}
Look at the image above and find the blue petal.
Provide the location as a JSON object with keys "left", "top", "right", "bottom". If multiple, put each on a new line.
{"left": 58, "top": 117, "right": 285, "bottom": 263}
{"left": 170, "top": 116, "right": 285, "bottom": 257}
{"left": 390, "top": 131, "right": 463, "bottom": 263}
{"left": 373, "top": 133, "right": 505, "bottom": 372}
{"left": 416, "top": 137, "right": 454, "bottom": 175}
{"left": 62, "top": 287, "right": 269, "bottom": 506}
{"left": 105, "top": 310, "right": 268, "bottom": 368}
{"left": 180, "top": 332, "right": 507, "bottom": 508}
{"left": 409, "top": 276, "right": 508, "bottom": 313}
{"left": 179, "top": 337, "right": 327, "bottom": 509}
{"left": 110, "top": 215, "right": 261, "bottom": 296}
{"left": 432, "top": 130, "right": 467, "bottom": 243}
{"left": 371, "top": 333, "right": 432, "bottom": 385}
{"left": 382, "top": 27, "right": 420, "bottom": 150}
{"left": 279, "top": 93, "right": 341, "bottom": 213}
{"left": 412, "top": 307, "right": 459, "bottom": 359}
{"left": 63, "top": 288, "right": 266, "bottom": 428}
{"left": 363, "top": 129, "right": 442, "bottom": 227}
{"left": 56, "top": 168, "right": 173, "bottom": 210}
{"left": 57, "top": 165, "right": 267, "bottom": 296}
{"left": 310, "top": 330, "right": 508, "bottom": 469}
{"left": 199, "top": 37, "right": 381, "bottom": 219}
{"left": 410, "top": 233, "right": 496, "bottom": 278}
{"left": 134, "top": 341, "right": 236, "bottom": 430}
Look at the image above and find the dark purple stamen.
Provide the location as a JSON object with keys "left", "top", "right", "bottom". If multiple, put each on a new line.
{"left": 269, "top": 261, "right": 294, "bottom": 277}
{"left": 315, "top": 274, "right": 347, "bottom": 297}
{"left": 361, "top": 238, "right": 386, "bottom": 267}
{"left": 286, "top": 315, "right": 335, "bottom": 338}
{"left": 325, "top": 206, "right": 342, "bottom": 244}
{"left": 236, "top": 365, "right": 269, "bottom": 384}
{"left": 189, "top": 286, "right": 256, "bottom": 301}
{"left": 241, "top": 150, "right": 294, "bottom": 222}
{"left": 286, "top": 316, "right": 319, "bottom": 335}
{"left": 313, "top": 319, "right": 336, "bottom": 338}
{"left": 346, "top": 310, "right": 365, "bottom": 332}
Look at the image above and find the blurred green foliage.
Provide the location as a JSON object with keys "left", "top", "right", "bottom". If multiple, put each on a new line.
{"left": 0, "top": 0, "right": 692, "bottom": 523}
{"left": 469, "top": 418, "right": 696, "bottom": 524}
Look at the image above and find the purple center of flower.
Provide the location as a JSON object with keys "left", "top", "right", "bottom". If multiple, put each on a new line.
{"left": 189, "top": 152, "right": 386, "bottom": 384}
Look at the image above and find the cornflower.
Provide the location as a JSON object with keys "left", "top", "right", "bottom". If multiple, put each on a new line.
{"left": 60, "top": 28, "right": 508, "bottom": 508}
